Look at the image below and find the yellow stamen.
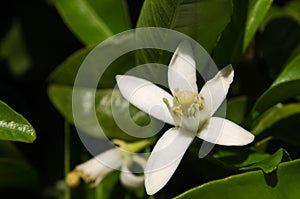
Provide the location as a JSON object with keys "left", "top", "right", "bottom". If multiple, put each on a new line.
{"left": 65, "top": 170, "right": 82, "bottom": 188}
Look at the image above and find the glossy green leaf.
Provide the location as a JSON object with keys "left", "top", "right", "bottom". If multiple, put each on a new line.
{"left": 226, "top": 96, "right": 248, "bottom": 124}
{"left": 0, "top": 20, "right": 31, "bottom": 77}
{"left": 174, "top": 159, "right": 300, "bottom": 199}
{"left": 252, "top": 54, "right": 300, "bottom": 117}
{"left": 262, "top": 6, "right": 287, "bottom": 28}
{"left": 0, "top": 158, "right": 39, "bottom": 190}
{"left": 48, "top": 85, "right": 104, "bottom": 138}
{"left": 85, "top": 0, "right": 131, "bottom": 33}
{"left": 257, "top": 114, "right": 300, "bottom": 147}
{"left": 47, "top": 46, "right": 94, "bottom": 86}
{"left": 235, "top": 153, "right": 271, "bottom": 167}
{"left": 48, "top": 85, "right": 157, "bottom": 141}
{"left": 48, "top": 42, "right": 135, "bottom": 88}
{"left": 285, "top": 0, "right": 300, "bottom": 24}
{"left": 213, "top": 0, "right": 248, "bottom": 67}
{"left": 243, "top": 0, "right": 273, "bottom": 51}
{"left": 214, "top": 0, "right": 272, "bottom": 66}
{"left": 263, "top": 1, "right": 300, "bottom": 28}
{"left": 0, "top": 100, "right": 36, "bottom": 143}
{"left": 53, "top": 0, "right": 131, "bottom": 45}
{"left": 252, "top": 103, "right": 300, "bottom": 135}
{"left": 137, "top": 0, "right": 233, "bottom": 53}
{"left": 240, "top": 148, "right": 290, "bottom": 173}
{"left": 213, "top": 150, "right": 270, "bottom": 168}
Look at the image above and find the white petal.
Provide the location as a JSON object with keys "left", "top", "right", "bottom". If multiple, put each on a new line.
{"left": 168, "top": 40, "right": 197, "bottom": 95}
{"left": 197, "top": 117, "right": 255, "bottom": 146}
{"left": 180, "top": 115, "right": 200, "bottom": 133}
{"left": 144, "top": 127, "right": 195, "bottom": 195}
{"left": 120, "top": 155, "right": 146, "bottom": 189}
{"left": 116, "top": 75, "right": 174, "bottom": 125}
{"left": 199, "top": 65, "right": 234, "bottom": 116}
{"left": 76, "top": 148, "right": 122, "bottom": 185}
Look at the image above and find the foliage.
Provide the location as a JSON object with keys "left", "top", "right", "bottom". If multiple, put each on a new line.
{"left": 0, "top": 0, "right": 300, "bottom": 198}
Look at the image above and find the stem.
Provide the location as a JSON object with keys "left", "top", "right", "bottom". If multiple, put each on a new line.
{"left": 64, "top": 120, "right": 71, "bottom": 199}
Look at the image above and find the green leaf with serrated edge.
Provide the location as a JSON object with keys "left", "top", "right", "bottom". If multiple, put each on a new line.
{"left": 252, "top": 103, "right": 300, "bottom": 135}
{"left": 243, "top": 0, "right": 273, "bottom": 52}
{"left": 48, "top": 85, "right": 157, "bottom": 141}
{"left": 240, "top": 148, "right": 290, "bottom": 173}
{"left": 0, "top": 100, "right": 36, "bottom": 143}
{"left": 252, "top": 54, "right": 300, "bottom": 118}
{"left": 53, "top": 0, "right": 131, "bottom": 45}
{"left": 137, "top": 0, "right": 233, "bottom": 53}
{"left": 0, "top": 158, "right": 38, "bottom": 190}
{"left": 174, "top": 159, "right": 300, "bottom": 199}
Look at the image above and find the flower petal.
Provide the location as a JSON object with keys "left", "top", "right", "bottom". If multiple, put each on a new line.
{"left": 116, "top": 75, "right": 174, "bottom": 125}
{"left": 120, "top": 155, "right": 146, "bottom": 189}
{"left": 168, "top": 40, "right": 197, "bottom": 95}
{"left": 197, "top": 117, "right": 255, "bottom": 146}
{"left": 144, "top": 127, "right": 195, "bottom": 195}
{"left": 199, "top": 65, "right": 234, "bottom": 116}
{"left": 75, "top": 148, "right": 123, "bottom": 185}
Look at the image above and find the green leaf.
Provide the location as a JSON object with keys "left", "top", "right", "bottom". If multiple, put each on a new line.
{"left": 240, "top": 148, "right": 290, "bottom": 173}
{"left": 94, "top": 171, "right": 123, "bottom": 199}
{"left": 235, "top": 153, "right": 271, "bottom": 167}
{"left": 85, "top": 0, "right": 131, "bottom": 33}
{"left": 252, "top": 103, "right": 300, "bottom": 135}
{"left": 263, "top": 1, "right": 300, "bottom": 28}
{"left": 48, "top": 42, "right": 135, "bottom": 88}
{"left": 48, "top": 85, "right": 157, "bottom": 141}
{"left": 257, "top": 114, "right": 300, "bottom": 147}
{"left": 0, "top": 141, "right": 24, "bottom": 159}
{"left": 47, "top": 46, "right": 94, "bottom": 86}
{"left": 137, "top": 0, "right": 233, "bottom": 53}
{"left": 257, "top": 18, "right": 300, "bottom": 79}
{"left": 285, "top": 0, "right": 300, "bottom": 24}
{"left": 0, "top": 100, "right": 36, "bottom": 143}
{"left": 212, "top": 0, "right": 248, "bottom": 67}
{"left": 243, "top": 0, "right": 273, "bottom": 51}
{"left": 213, "top": 0, "right": 272, "bottom": 66}
{"left": 252, "top": 54, "right": 300, "bottom": 117}
{"left": 0, "top": 20, "right": 31, "bottom": 77}
{"left": 213, "top": 150, "right": 270, "bottom": 168}
{"left": 0, "top": 158, "right": 39, "bottom": 190}
{"left": 174, "top": 159, "right": 300, "bottom": 199}
{"left": 226, "top": 96, "right": 248, "bottom": 124}
{"left": 53, "top": 0, "right": 131, "bottom": 45}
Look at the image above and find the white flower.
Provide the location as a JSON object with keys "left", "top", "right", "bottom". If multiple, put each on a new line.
{"left": 116, "top": 40, "right": 255, "bottom": 195}
{"left": 65, "top": 147, "right": 146, "bottom": 189}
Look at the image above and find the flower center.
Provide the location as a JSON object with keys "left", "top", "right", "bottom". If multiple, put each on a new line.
{"left": 163, "top": 90, "right": 205, "bottom": 131}
{"left": 172, "top": 90, "right": 204, "bottom": 117}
